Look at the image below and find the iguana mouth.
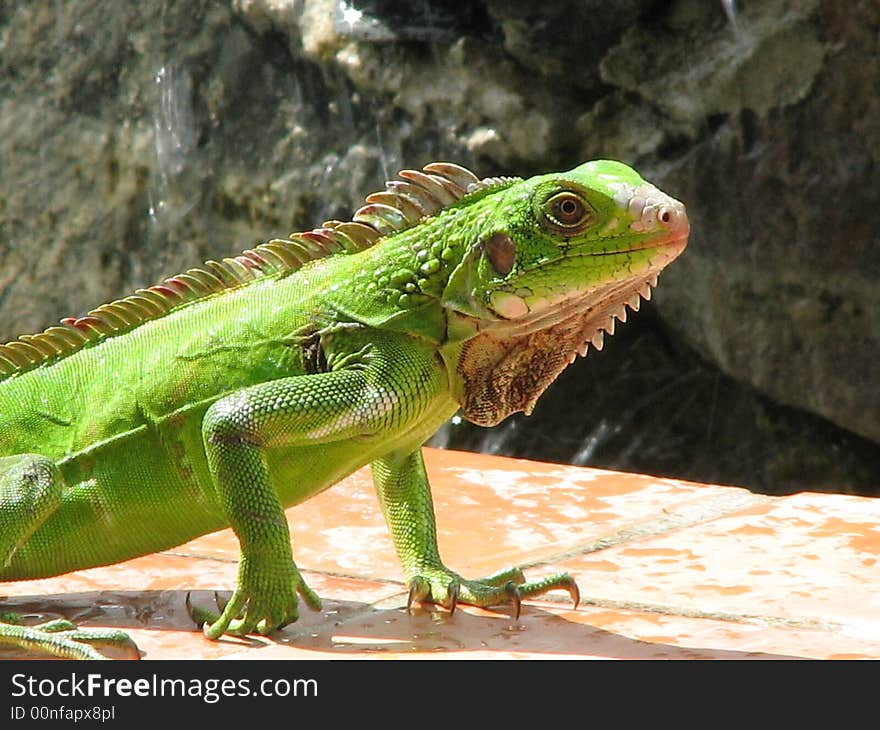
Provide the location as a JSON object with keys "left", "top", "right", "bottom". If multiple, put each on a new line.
{"left": 487, "top": 272, "right": 655, "bottom": 342}
{"left": 492, "top": 271, "right": 658, "bottom": 379}
{"left": 486, "top": 235, "right": 687, "bottom": 347}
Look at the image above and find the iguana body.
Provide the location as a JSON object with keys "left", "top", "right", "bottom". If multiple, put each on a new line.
{"left": 0, "top": 160, "right": 688, "bottom": 658}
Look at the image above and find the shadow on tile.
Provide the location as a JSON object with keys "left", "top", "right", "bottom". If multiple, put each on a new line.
{"left": 1, "top": 589, "right": 806, "bottom": 660}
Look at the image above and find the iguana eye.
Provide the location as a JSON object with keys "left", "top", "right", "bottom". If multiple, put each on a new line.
{"left": 544, "top": 192, "right": 592, "bottom": 232}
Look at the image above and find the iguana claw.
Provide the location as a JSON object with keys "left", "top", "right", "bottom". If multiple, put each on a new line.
{"left": 514, "top": 572, "right": 580, "bottom": 610}
{"left": 213, "top": 591, "right": 229, "bottom": 613}
{"left": 406, "top": 577, "right": 429, "bottom": 614}
{"left": 185, "top": 591, "right": 226, "bottom": 630}
{"left": 506, "top": 582, "right": 522, "bottom": 621}
{"left": 446, "top": 580, "right": 459, "bottom": 616}
{"left": 563, "top": 575, "right": 580, "bottom": 609}
{"left": 184, "top": 592, "right": 201, "bottom": 626}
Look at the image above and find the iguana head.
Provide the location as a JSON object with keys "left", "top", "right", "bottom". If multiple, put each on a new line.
{"left": 439, "top": 159, "right": 689, "bottom": 426}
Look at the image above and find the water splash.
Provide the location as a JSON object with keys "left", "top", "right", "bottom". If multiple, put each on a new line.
{"left": 571, "top": 420, "right": 615, "bottom": 466}
{"left": 149, "top": 65, "right": 198, "bottom": 231}
{"left": 721, "top": 0, "right": 738, "bottom": 30}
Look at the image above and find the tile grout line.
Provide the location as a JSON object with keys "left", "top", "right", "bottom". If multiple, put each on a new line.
{"left": 530, "top": 593, "right": 843, "bottom": 633}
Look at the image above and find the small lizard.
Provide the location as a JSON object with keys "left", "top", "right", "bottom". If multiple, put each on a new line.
{"left": 0, "top": 160, "right": 688, "bottom": 658}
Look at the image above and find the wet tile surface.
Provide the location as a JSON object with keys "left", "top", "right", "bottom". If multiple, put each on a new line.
{"left": 557, "top": 492, "right": 880, "bottom": 635}
{"left": 1, "top": 448, "right": 877, "bottom": 659}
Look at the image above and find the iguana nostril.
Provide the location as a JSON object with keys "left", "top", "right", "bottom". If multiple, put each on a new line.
{"left": 657, "top": 203, "right": 689, "bottom": 236}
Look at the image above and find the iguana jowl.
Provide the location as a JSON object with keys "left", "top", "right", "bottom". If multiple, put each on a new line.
{"left": 0, "top": 160, "right": 688, "bottom": 658}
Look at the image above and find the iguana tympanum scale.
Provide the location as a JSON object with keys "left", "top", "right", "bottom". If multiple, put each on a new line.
{"left": 0, "top": 160, "right": 688, "bottom": 658}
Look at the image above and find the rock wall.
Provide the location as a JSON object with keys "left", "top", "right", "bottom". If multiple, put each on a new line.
{"left": 1, "top": 0, "right": 877, "bottom": 493}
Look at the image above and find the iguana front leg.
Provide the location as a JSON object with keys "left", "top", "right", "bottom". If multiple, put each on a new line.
{"left": 0, "top": 455, "right": 137, "bottom": 659}
{"left": 197, "top": 372, "right": 368, "bottom": 639}
{"left": 195, "top": 335, "right": 448, "bottom": 640}
{"left": 372, "top": 449, "right": 579, "bottom": 618}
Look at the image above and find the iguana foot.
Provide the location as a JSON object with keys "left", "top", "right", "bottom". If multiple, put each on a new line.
{"left": 0, "top": 613, "right": 140, "bottom": 660}
{"left": 187, "top": 563, "right": 322, "bottom": 640}
{"left": 405, "top": 566, "right": 579, "bottom": 620}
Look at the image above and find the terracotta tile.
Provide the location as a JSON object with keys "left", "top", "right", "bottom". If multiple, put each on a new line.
{"left": 423, "top": 449, "right": 763, "bottom": 575}
{"left": 0, "top": 557, "right": 400, "bottom": 660}
{"left": 526, "top": 603, "right": 880, "bottom": 660}
{"left": 220, "top": 601, "right": 880, "bottom": 660}
{"left": 176, "top": 466, "right": 399, "bottom": 579}
{"left": 2, "top": 448, "right": 877, "bottom": 659}
{"left": 177, "top": 448, "right": 760, "bottom": 580}
{"left": 557, "top": 492, "right": 880, "bottom": 639}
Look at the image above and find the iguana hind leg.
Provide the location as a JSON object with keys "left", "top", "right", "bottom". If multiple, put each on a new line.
{"left": 372, "top": 449, "right": 579, "bottom": 618}
{"left": 0, "top": 454, "right": 138, "bottom": 659}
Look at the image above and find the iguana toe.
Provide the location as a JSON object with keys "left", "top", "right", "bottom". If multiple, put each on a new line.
{"left": 514, "top": 572, "right": 580, "bottom": 609}
{"left": 194, "top": 566, "right": 319, "bottom": 640}
{"left": 405, "top": 566, "right": 579, "bottom": 620}
{"left": 0, "top": 615, "right": 139, "bottom": 660}
{"left": 297, "top": 580, "right": 322, "bottom": 611}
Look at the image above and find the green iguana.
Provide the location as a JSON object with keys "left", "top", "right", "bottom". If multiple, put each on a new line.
{"left": 0, "top": 160, "right": 688, "bottom": 659}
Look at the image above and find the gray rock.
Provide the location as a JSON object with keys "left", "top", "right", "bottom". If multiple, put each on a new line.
{"left": 631, "top": 1, "right": 880, "bottom": 444}
{"left": 1, "top": 0, "right": 877, "bottom": 494}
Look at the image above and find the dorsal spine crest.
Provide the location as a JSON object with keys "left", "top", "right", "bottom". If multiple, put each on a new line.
{"left": 0, "top": 162, "right": 516, "bottom": 379}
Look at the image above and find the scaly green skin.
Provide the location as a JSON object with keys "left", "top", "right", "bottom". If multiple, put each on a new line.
{"left": 0, "top": 160, "right": 688, "bottom": 658}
